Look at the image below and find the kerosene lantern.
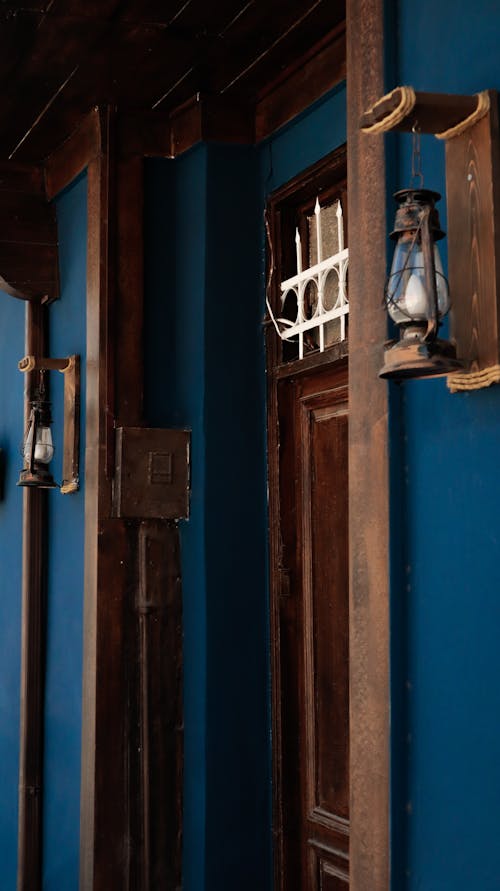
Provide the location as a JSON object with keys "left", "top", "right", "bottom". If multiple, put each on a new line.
{"left": 379, "top": 185, "right": 464, "bottom": 379}
{"left": 18, "top": 369, "right": 57, "bottom": 488}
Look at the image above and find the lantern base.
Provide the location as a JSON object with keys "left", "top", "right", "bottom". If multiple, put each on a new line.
{"left": 17, "top": 465, "right": 58, "bottom": 489}
{"left": 379, "top": 335, "right": 465, "bottom": 380}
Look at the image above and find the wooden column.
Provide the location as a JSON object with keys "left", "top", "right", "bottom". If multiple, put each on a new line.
{"left": 347, "top": 0, "right": 390, "bottom": 889}
{"left": 17, "top": 301, "right": 48, "bottom": 891}
{"left": 79, "top": 108, "right": 182, "bottom": 890}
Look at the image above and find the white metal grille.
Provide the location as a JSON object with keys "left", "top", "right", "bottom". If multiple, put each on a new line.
{"left": 274, "top": 198, "right": 349, "bottom": 360}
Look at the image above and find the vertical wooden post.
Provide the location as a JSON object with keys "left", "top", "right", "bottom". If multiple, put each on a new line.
{"left": 80, "top": 106, "right": 131, "bottom": 891}
{"left": 347, "top": 0, "right": 390, "bottom": 889}
{"left": 79, "top": 109, "right": 183, "bottom": 890}
{"left": 17, "top": 301, "right": 48, "bottom": 891}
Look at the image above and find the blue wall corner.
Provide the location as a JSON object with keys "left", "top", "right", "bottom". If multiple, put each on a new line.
{"left": 203, "top": 142, "right": 271, "bottom": 890}
{"left": 145, "top": 146, "right": 209, "bottom": 891}
{"left": 144, "top": 84, "right": 347, "bottom": 891}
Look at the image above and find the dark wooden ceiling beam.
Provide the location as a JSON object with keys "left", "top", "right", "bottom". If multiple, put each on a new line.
{"left": 255, "top": 23, "right": 345, "bottom": 140}
{"left": 0, "top": 161, "right": 59, "bottom": 302}
{"left": 0, "top": 0, "right": 345, "bottom": 164}
{"left": 0, "top": 1, "right": 125, "bottom": 160}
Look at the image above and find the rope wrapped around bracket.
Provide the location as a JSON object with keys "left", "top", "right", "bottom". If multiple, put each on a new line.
{"left": 435, "top": 90, "right": 490, "bottom": 140}
{"left": 361, "top": 86, "right": 417, "bottom": 134}
{"left": 448, "top": 364, "right": 500, "bottom": 392}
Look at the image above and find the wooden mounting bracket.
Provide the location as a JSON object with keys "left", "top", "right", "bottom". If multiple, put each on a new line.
{"left": 360, "top": 87, "right": 500, "bottom": 391}
{"left": 19, "top": 354, "right": 80, "bottom": 493}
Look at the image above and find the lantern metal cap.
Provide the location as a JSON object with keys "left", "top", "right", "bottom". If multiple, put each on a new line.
{"left": 379, "top": 334, "right": 465, "bottom": 380}
{"left": 390, "top": 188, "right": 445, "bottom": 241}
{"left": 393, "top": 187, "right": 442, "bottom": 204}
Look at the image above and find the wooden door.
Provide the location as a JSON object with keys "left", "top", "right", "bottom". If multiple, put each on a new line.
{"left": 271, "top": 358, "right": 349, "bottom": 890}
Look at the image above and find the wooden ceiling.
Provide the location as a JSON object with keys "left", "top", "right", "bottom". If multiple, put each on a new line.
{"left": 0, "top": 0, "right": 345, "bottom": 164}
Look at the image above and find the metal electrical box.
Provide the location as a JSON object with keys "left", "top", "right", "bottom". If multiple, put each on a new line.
{"left": 112, "top": 427, "right": 190, "bottom": 520}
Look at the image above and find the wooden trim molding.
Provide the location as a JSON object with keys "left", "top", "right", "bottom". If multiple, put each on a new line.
{"left": 347, "top": 0, "right": 390, "bottom": 889}
{"left": 255, "top": 23, "right": 346, "bottom": 142}
{"left": 44, "top": 108, "right": 101, "bottom": 202}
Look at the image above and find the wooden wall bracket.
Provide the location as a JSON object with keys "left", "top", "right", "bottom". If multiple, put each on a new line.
{"left": 360, "top": 87, "right": 500, "bottom": 391}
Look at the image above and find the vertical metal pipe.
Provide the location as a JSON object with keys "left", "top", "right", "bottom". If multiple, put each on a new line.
{"left": 17, "top": 301, "right": 48, "bottom": 891}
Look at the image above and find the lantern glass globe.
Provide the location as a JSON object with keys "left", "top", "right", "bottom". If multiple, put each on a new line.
{"left": 387, "top": 237, "right": 450, "bottom": 325}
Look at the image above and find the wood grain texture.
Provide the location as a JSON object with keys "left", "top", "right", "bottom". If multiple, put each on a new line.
{"left": 0, "top": 1, "right": 345, "bottom": 163}
{"left": 44, "top": 107, "right": 101, "bottom": 200}
{"left": 17, "top": 301, "right": 48, "bottom": 891}
{"left": 347, "top": 1, "right": 390, "bottom": 890}
{"left": 446, "top": 90, "right": 500, "bottom": 373}
{"left": 274, "top": 363, "right": 350, "bottom": 891}
{"left": 115, "top": 152, "right": 144, "bottom": 427}
{"left": 255, "top": 25, "right": 346, "bottom": 142}
{"left": 79, "top": 105, "right": 183, "bottom": 891}
{"left": 132, "top": 522, "right": 183, "bottom": 889}
{"left": 80, "top": 108, "right": 115, "bottom": 891}
{"left": 0, "top": 175, "right": 59, "bottom": 302}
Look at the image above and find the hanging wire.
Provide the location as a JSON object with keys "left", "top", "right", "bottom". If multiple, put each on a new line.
{"left": 263, "top": 207, "right": 296, "bottom": 339}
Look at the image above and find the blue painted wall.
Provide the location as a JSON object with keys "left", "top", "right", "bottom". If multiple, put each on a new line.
{"left": 0, "top": 293, "right": 25, "bottom": 888}
{"left": 391, "top": 2, "right": 500, "bottom": 888}
{"left": 42, "top": 174, "right": 87, "bottom": 889}
{"left": 0, "top": 174, "right": 86, "bottom": 890}
{"left": 144, "top": 84, "right": 346, "bottom": 891}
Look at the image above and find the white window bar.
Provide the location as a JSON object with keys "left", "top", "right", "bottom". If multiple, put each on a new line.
{"left": 275, "top": 198, "right": 349, "bottom": 360}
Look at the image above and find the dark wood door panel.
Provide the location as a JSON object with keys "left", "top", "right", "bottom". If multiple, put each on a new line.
{"left": 273, "top": 360, "right": 349, "bottom": 889}
{"left": 301, "top": 395, "right": 349, "bottom": 825}
{"left": 308, "top": 841, "right": 349, "bottom": 890}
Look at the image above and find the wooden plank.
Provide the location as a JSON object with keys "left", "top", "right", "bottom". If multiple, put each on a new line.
{"left": 44, "top": 108, "right": 101, "bottom": 200}
{"left": 0, "top": 0, "right": 343, "bottom": 163}
{"left": 0, "top": 9, "right": 43, "bottom": 88}
{"left": 446, "top": 90, "right": 500, "bottom": 375}
{"left": 0, "top": 13, "right": 110, "bottom": 161}
{"left": 0, "top": 162, "right": 45, "bottom": 194}
{"left": 216, "top": 0, "right": 344, "bottom": 99}
{"left": 115, "top": 152, "right": 144, "bottom": 426}
{"left": 17, "top": 300, "right": 48, "bottom": 891}
{"left": 0, "top": 179, "right": 59, "bottom": 302}
{"left": 79, "top": 107, "right": 115, "bottom": 891}
{"left": 131, "top": 522, "right": 183, "bottom": 889}
{"left": 118, "top": 110, "right": 172, "bottom": 158}
{"left": 255, "top": 26, "right": 346, "bottom": 141}
{"left": 346, "top": 0, "right": 390, "bottom": 890}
